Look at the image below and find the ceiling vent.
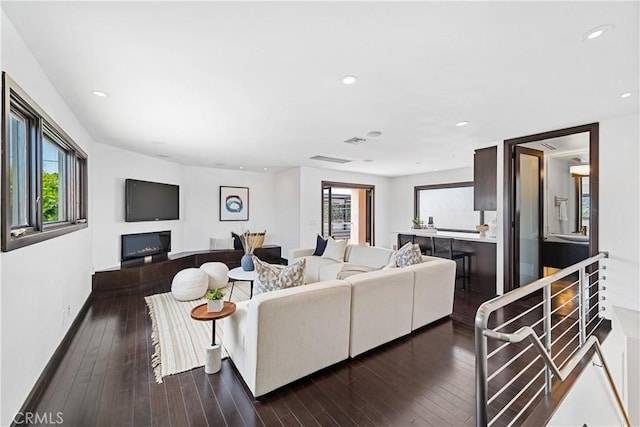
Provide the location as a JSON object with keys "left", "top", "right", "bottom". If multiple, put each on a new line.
{"left": 540, "top": 142, "right": 557, "bottom": 150}
{"left": 344, "top": 137, "right": 367, "bottom": 145}
{"left": 309, "top": 155, "right": 352, "bottom": 164}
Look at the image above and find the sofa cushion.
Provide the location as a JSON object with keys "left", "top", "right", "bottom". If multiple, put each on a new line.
{"left": 336, "top": 263, "right": 378, "bottom": 280}
{"left": 393, "top": 242, "right": 423, "bottom": 268}
{"left": 312, "top": 235, "right": 328, "bottom": 256}
{"left": 321, "top": 237, "right": 348, "bottom": 262}
{"left": 253, "top": 257, "right": 306, "bottom": 296}
{"left": 317, "top": 262, "right": 346, "bottom": 282}
{"left": 346, "top": 245, "right": 394, "bottom": 268}
{"left": 346, "top": 268, "right": 414, "bottom": 357}
{"left": 300, "top": 256, "right": 340, "bottom": 284}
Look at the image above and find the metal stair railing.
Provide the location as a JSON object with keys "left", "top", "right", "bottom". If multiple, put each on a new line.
{"left": 475, "top": 252, "right": 630, "bottom": 426}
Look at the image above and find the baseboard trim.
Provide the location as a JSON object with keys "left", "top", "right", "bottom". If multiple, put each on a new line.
{"left": 10, "top": 291, "right": 93, "bottom": 427}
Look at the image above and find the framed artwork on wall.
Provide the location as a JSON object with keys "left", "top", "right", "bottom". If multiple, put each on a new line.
{"left": 220, "top": 186, "right": 249, "bottom": 221}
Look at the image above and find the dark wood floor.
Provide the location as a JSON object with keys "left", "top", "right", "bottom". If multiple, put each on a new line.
{"left": 26, "top": 277, "right": 601, "bottom": 427}
{"left": 26, "top": 280, "right": 491, "bottom": 427}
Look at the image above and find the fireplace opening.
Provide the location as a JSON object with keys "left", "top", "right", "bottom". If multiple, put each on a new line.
{"left": 121, "top": 231, "right": 171, "bottom": 266}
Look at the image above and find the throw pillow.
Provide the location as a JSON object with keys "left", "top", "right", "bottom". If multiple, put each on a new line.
{"left": 253, "top": 256, "right": 306, "bottom": 296}
{"left": 393, "top": 242, "right": 423, "bottom": 268}
{"left": 312, "top": 235, "right": 328, "bottom": 256}
{"left": 321, "top": 237, "right": 348, "bottom": 262}
{"left": 231, "top": 232, "right": 244, "bottom": 250}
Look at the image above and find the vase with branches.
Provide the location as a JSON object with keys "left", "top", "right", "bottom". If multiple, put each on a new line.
{"left": 239, "top": 230, "right": 262, "bottom": 271}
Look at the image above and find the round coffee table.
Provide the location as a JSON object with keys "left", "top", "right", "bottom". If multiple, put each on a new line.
{"left": 228, "top": 266, "right": 257, "bottom": 299}
{"left": 190, "top": 301, "right": 236, "bottom": 374}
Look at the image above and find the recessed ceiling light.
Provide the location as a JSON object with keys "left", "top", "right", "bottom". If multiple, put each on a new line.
{"left": 366, "top": 131, "right": 382, "bottom": 138}
{"left": 620, "top": 92, "right": 632, "bottom": 98}
{"left": 342, "top": 75, "right": 357, "bottom": 85}
{"left": 263, "top": 167, "right": 268, "bottom": 171}
{"left": 92, "top": 90, "right": 109, "bottom": 97}
{"left": 239, "top": 166, "right": 244, "bottom": 170}
{"left": 582, "top": 25, "right": 613, "bottom": 41}
{"left": 456, "top": 121, "right": 469, "bottom": 127}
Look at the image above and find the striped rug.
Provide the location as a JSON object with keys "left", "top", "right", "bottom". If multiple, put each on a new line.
{"left": 145, "top": 280, "right": 251, "bottom": 384}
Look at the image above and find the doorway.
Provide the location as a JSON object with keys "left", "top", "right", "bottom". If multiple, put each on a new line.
{"left": 504, "top": 123, "right": 599, "bottom": 293}
{"left": 322, "top": 181, "right": 374, "bottom": 245}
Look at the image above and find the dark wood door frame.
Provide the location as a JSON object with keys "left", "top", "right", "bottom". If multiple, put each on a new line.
{"left": 503, "top": 123, "right": 599, "bottom": 293}
{"left": 321, "top": 181, "right": 375, "bottom": 246}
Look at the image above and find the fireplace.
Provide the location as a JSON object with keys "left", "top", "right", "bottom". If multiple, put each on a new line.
{"left": 121, "top": 231, "right": 171, "bottom": 267}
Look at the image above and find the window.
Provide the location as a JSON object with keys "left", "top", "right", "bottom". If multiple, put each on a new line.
{"left": 414, "top": 182, "right": 496, "bottom": 232}
{"left": 2, "top": 73, "right": 88, "bottom": 251}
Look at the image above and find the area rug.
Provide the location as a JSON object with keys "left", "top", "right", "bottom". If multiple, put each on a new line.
{"left": 145, "top": 280, "right": 251, "bottom": 383}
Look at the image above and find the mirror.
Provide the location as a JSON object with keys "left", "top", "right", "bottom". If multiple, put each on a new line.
{"left": 521, "top": 131, "right": 590, "bottom": 238}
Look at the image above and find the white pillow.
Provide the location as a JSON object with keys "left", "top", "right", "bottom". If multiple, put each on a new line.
{"left": 321, "top": 237, "right": 348, "bottom": 262}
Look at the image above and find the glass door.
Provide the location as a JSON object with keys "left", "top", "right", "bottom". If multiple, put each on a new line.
{"left": 322, "top": 182, "right": 374, "bottom": 245}
{"left": 514, "top": 146, "right": 544, "bottom": 287}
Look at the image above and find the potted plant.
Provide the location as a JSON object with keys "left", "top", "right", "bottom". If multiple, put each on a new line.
{"left": 412, "top": 218, "right": 422, "bottom": 229}
{"left": 206, "top": 288, "right": 225, "bottom": 312}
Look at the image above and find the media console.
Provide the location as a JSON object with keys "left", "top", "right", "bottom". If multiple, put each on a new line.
{"left": 92, "top": 245, "right": 283, "bottom": 296}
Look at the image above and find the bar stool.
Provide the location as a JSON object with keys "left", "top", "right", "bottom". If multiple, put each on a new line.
{"left": 414, "top": 235, "right": 433, "bottom": 255}
{"left": 429, "top": 236, "right": 471, "bottom": 289}
{"left": 397, "top": 233, "right": 415, "bottom": 249}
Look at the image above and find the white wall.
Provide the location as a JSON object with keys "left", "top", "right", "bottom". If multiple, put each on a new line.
{"left": 274, "top": 168, "right": 301, "bottom": 258}
{"left": 1, "top": 11, "right": 94, "bottom": 425}
{"left": 91, "top": 144, "right": 281, "bottom": 270}
{"left": 182, "top": 166, "right": 277, "bottom": 252}
{"left": 91, "top": 142, "right": 185, "bottom": 270}
{"left": 298, "top": 166, "right": 392, "bottom": 249}
{"left": 598, "top": 114, "right": 640, "bottom": 314}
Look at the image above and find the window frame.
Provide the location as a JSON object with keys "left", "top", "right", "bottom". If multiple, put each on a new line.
{"left": 2, "top": 72, "right": 88, "bottom": 251}
{"left": 414, "top": 181, "right": 481, "bottom": 233}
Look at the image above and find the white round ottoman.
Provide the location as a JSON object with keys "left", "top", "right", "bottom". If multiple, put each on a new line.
{"left": 171, "top": 268, "right": 208, "bottom": 301}
{"left": 200, "top": 262, "right": 229, "bottom": 289}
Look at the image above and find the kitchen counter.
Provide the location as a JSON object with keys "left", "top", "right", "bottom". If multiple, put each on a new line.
{"left": 394, "top": 231, "right": 497, "bottom": 296}
{"left": 395, "top": 230, "right": 497, "bottom": 244}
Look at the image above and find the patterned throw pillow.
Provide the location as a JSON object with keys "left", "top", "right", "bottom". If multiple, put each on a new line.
{"left": 252, "top": 256, "right": 306, "bottom": 296}
{"left": 393, "top": 242, "right": 422, "bottom": 268}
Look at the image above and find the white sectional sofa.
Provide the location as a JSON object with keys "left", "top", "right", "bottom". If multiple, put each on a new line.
{"left": 222, "top": 243, "right": 456, "bottom": 397}
{"left": 222, "top": 280, "right": 352, "bottom": 397}
{"left": 289, "top": 244, "right": 394, "bottom": 283}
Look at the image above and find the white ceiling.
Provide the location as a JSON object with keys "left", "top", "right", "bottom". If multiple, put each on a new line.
{"left": 2, "top": 1, "right": 638, "bottom": 177}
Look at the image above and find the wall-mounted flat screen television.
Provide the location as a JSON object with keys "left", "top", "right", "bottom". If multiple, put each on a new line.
{"left": 125, "top": 179, "right": 179, "bottom": 222}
